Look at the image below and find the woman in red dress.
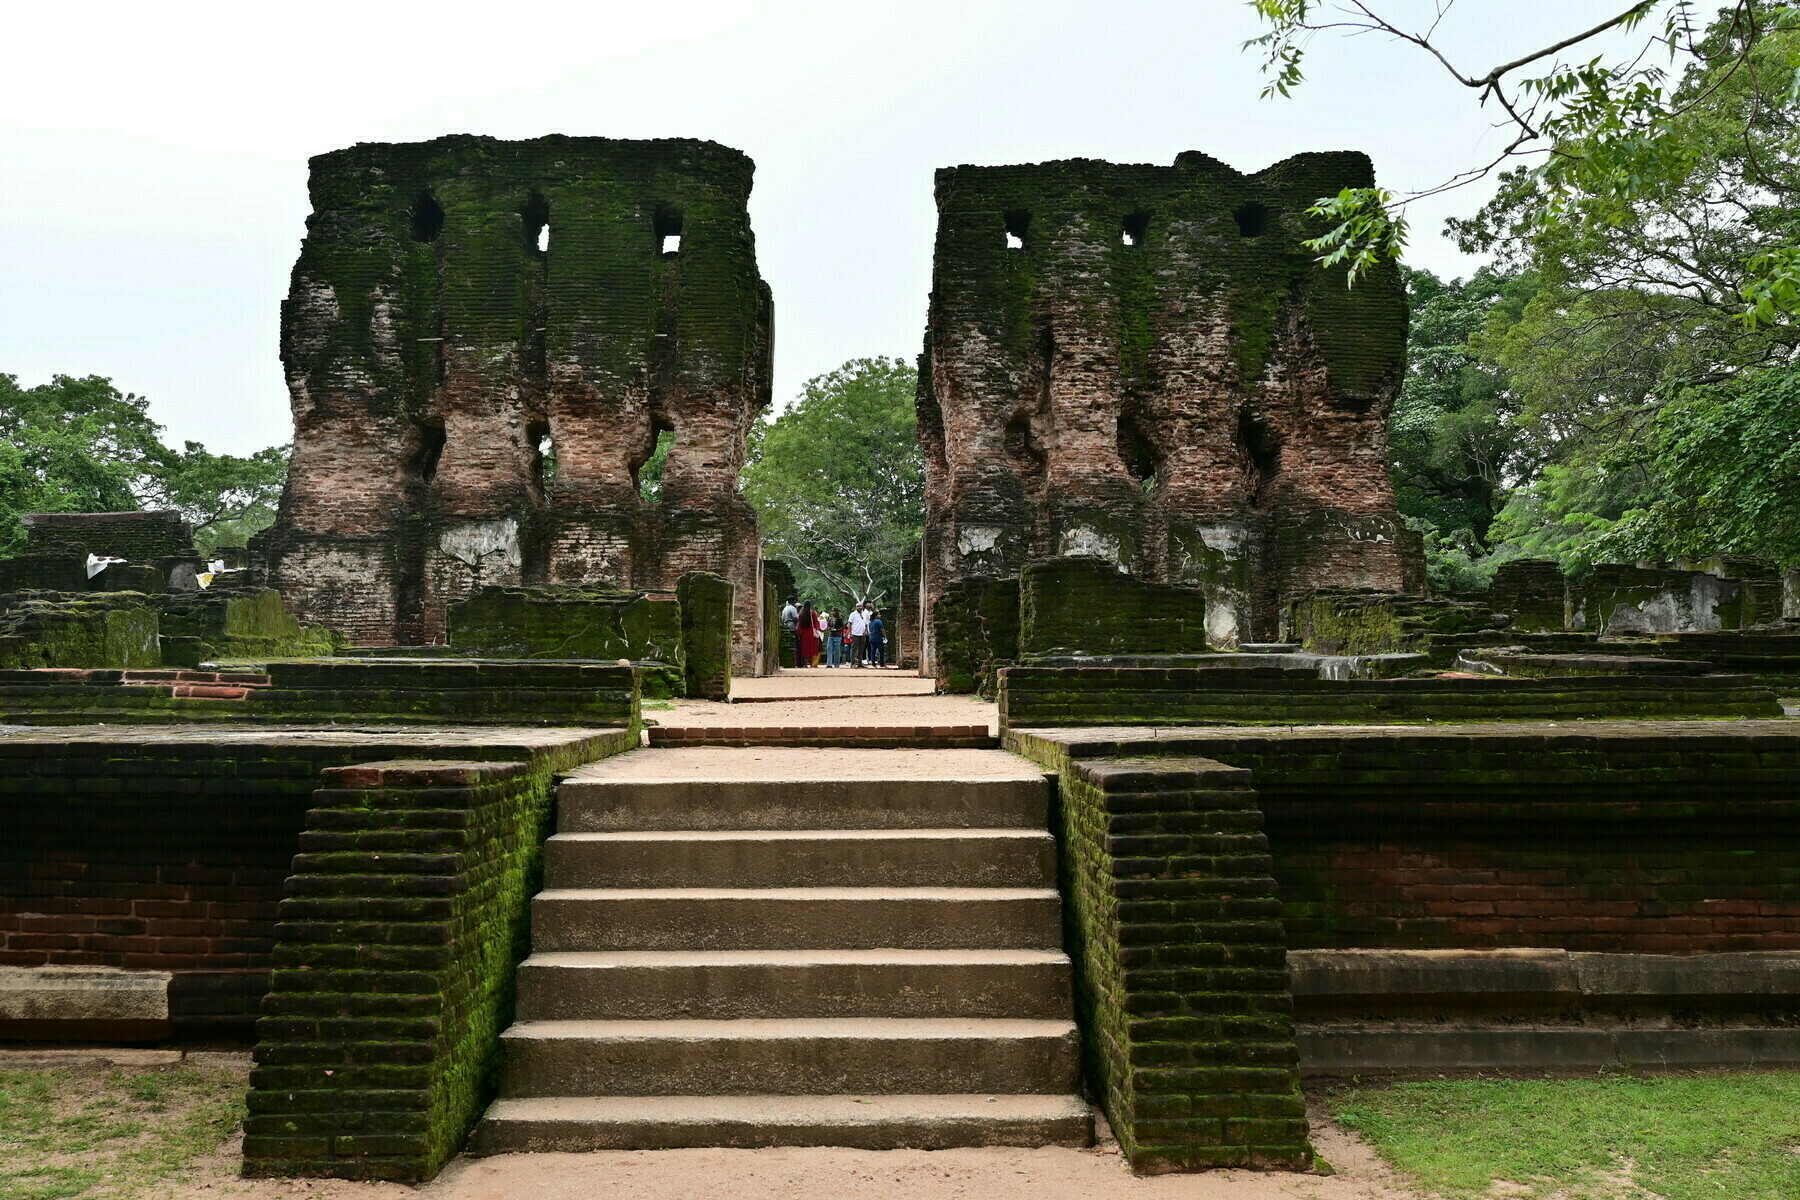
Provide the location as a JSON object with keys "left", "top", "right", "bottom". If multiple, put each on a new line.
{"left": 796, "top": 602, "right": 820, "bottom": 667}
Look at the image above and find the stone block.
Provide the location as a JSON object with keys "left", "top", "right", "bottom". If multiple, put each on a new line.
{"left": 677, "top": 571, "right": 733, "bottom": 701}
{"left": 1020, "top": 558, "right": 1208, "bottom": 659}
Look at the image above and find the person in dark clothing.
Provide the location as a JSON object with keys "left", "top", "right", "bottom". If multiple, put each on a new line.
{"left": 867, "top": 610, "right": 887, "bottom": 667}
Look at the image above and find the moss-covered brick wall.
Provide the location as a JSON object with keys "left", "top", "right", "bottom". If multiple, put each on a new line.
{"left": 253, "top": 661, "right": 641, "bottom": 728}
{"left": 246, "top": 753, "right": 604, "bottom": 1181}
{"left": 448, "top": 585, "right": 680, "bottom": 661}
{"left": 22, "top": 511, "right": 199, "bottom": 561}
{"left": 1051, "top": 754, "right": 1310, "bottom": 1172}
{"left": 262, "top": 134, "right": 772, "bottom": 675}
{"left": 1020, "top": 558, "right": 1209, "bottom": 659}
{"left": 676, "top": 570, "right": 733, "bottom": 700}
{"left": 1011, "top": 722, "right": 1800, "bottom": 955}
{"left": 1488, "top": 559, "right": 1568, "bottom": 632}
{"left": 998, "top": 667, "right": 1782, "bottom": 728}
{"left": 0, "top": 593, "right": 161, "bottom": 670}
{"left": 928, "top": 576, "right": 1015, "bottom": 694}
{"left": 897, "top": 539, "right": 923, "bottom": 670}
{"left": 1282, "top": 588, "right": 1504, "bottom": 656}
{"left": 2, "top": 660, "right": 644, "bottom": 726}
{"left": 0, "top": 727, "right": 625, "bottom": 1038}
{"left": 154, "top": 588, "right": 344, "bottom": 667}
{"left": 917, "top": 150, "right": 1413, "bottom": 665}
{"left": 0, "top": 555, "right": 92, "bottom": 593}
{"left": 1570, "top": 564, "right": 1747, "bottom": 634}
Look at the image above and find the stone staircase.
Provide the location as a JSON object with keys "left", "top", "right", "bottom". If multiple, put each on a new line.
{"left": 473, "top": 747, "right": 1092, "bottom": 1152}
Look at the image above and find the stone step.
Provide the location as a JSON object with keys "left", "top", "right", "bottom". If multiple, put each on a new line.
{"left": 556, "top": 748, "right": 1049, "bottom": 832}
{"left": 497, "top": 1018, "right": 1082, "bottom": 1097}
{"left": 648, "top": 726, "right": 996, "bottom": 749}
{"left": 515, "top": 949, "right": 1074, "bottom": 1020}
{"left": 543, "top": 828, "right": 1056, "bottom": 889}
{"left": 531, "top": 887, "right": 1064, "bottom": 952}
{"left": 472, "top": 1093, "right": 1094, "bottom": 1154}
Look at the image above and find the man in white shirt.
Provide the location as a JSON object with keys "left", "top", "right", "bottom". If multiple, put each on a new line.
{"left": 847, "top": 604, "right": 871, "bottom": 667}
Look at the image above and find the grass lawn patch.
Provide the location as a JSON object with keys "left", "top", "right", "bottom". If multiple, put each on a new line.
{"left": 0, "top": 1061, "right": 245, "bottom": 1200}
{"left": 1329, "top": 1071, "right": 1800, "bottom": 1200}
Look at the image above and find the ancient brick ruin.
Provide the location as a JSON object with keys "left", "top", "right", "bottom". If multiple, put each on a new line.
{"left": 259, "top": 135, "right": 774, "bottom": 670}
{"left": 916, "top": 152, "right": 1414, "bottom": 662}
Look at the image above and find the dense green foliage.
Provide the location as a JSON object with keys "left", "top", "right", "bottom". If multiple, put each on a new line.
{"left": 1250, "top": 3, "right": 1800, "bottom": 323}
{"left": 740, "top": 357, "right": 924, "bottom": 609}
{"left": 1379, "top": 4, "right": 1800, "bottom": 582}
{"left": 1333, "top": 1072, "right": 1800, "bottom": 1199}
{"left": 0, "top": 373, "right": 287, "bottom": 557}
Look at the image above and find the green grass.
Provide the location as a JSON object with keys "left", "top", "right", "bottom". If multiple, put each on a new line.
{"left": 1330, "top": 1072, "right": 1800, "bottom": 1200}
{"left": 0, "top": 1065, "right": 246, "bottom": 1200}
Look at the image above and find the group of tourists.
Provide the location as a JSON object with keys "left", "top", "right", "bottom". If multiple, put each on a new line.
{"left": 780, "top": 598, "right": 890, "bottom": 668}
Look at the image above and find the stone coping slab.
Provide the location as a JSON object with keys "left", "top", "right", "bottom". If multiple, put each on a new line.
{"left": 1009, "top": 719, "right": 1800, "bottom": 759}
{"left": 0, "top": 723, "right": 625, "bottom": 752}
{"left": 1289, "top": 949, "right": 1800, "bottom": 999}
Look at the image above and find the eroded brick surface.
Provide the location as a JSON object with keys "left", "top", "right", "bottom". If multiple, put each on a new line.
{"left": 259, "top": 136, "right": 773, "bottom": 671}
{"left": 917, "top": 152, "right": 1413, "bottom": 655}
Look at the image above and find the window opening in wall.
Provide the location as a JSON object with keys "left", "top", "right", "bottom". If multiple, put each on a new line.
{"left": 522, "top": 192, "right": 550, "bottom": 257}
{"left": 1235, "top": 202, "right": 1269, "bottom": 238}
{"left": 1237, "top": 406, "right": 1281, "bottom": 494}
{"left": 636, "top": 427, "right": 676, "bottom": 502}
{"left": 410, "top": 420, "right": 447, "bottom": 484}
{"left": 655, "top": 208, "right": 684, "bottom": 256}
{"left": 1003, "top": 209, "right": 1030, "bottom": 251}
{"left": 1122, "top": 211, "right": 1151, "bottom": 248}
{"left": 1118, "top": 415, "right": 1159, "bottom": 494}
{"left": 409, "top": 192, "right": 445, "bottom": 244}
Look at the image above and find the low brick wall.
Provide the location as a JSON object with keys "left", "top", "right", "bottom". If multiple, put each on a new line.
{"left": 1, "top": 660, "right": 641, "bottom": 727}
{"left": 1055, "top": 757, "right": 1310, "bottom": 1172}
{"left": 998, "top": 667, "right": 1782, "bottom": 728}
{"left": 0, "top": 727, "right": 630, "bottom": 1036}
{"left": 246, "top": 756, "right": 591, "bottom": 1181}
{"left": 1013, "top": 723, "right": 1800, "bottom": 954}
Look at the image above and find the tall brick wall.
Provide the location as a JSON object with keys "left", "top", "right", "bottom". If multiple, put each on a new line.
{"left": 917, "top": 152, "right": 1411, "bottom": 661}
{"left": 260, "top": 135, "right": 773, "bottom": 672}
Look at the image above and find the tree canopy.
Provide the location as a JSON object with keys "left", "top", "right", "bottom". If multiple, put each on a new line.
{"left": 740, "top": 357, "right": 924, "bottom": 610}
{"left": 1250, "top": 0, "right": 1800, "bottom": 323}
{"left": 1251, "top": 2, "right": 1800, "bottom": 581}
{"left": 0, "top": 372, "right": 288, "bottom": 557}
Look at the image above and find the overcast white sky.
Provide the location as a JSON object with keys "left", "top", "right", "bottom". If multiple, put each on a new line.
{"left": 0, "top": 1, "right": 1632, "bottom": 455}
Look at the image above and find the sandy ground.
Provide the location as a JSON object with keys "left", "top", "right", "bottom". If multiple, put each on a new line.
{"left": 564, "top": 745, "right": 1038, "bottom": 781}
{"left": 6, "top": 1056, "right": 1427, "bottom": 1200}
{"left": 730, "top": 669, "right": 937, "bottom": 701}
{"left": 654, "top": 692, "right": 999, "bottom": 734}
{"left": 184, "top": 1107, "right": 1422, "bottom": 1200}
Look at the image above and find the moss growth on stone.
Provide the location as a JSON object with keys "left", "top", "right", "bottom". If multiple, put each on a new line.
{"left": 448, "top": 585, "right": 682, "bottom": 666}
{"left": 676, "top": 571, "right": 733, "bottom": 701}
{"left": 245, "top": 735, "right": 634, "bottom": 1182}
{"left": 1020, "top": 558, "right": 1210, "bottom": 658}
{"left": 1284, "top": 589, "right": 1504, "bottom": 657}
{"left": 0, "top": 592, "right": 161, "bottom": 669}
{"left": 154, "top": 589, "right": 344, "bottom": 665}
